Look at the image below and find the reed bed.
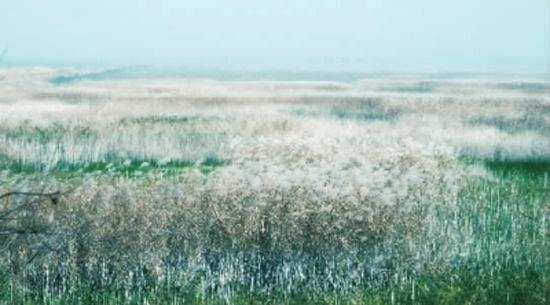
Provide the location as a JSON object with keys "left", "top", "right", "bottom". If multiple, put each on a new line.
{"left": 0, "top": 69, "right": 549, "bottom": 304}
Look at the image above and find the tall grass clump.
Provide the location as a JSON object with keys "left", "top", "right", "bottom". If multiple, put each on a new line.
{"left": 2, "top": 156, "right": 548, "bottom": 304}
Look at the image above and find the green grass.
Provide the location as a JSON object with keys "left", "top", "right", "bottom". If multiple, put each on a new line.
{"left": 118, "top": 115, "right": 196, "bottom": 125}
{"left": 290, "top": 98, "right": 400, "bottom": 121}
{"left": 0, "top": 154, "right": 228, "bottom": 178}
{"left": 460, "top": 155, "right": 550, "bottom": 178}
{"left": 199, "top": 156, "right": 227, "bottom": 174}
{"left": 468, "top": 115, "right": 549, "bottom": 134}
{"left": 1, "top": 268, "right": 548, "bottom": 305}
{"left": 329, "top": 105, "right": 399, "bottom": 121}
{"left": 483, "top": 159, "right": 550, "bottom": 176}
{"left": 0, "top": 122, "right": 96, "bottom": 144}
{"left": 387, "top": 82, "right": 437, "bottom": 93}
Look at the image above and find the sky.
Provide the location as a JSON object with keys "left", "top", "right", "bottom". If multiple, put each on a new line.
{"left": 0, "top": 0, "right": 549, "bottom": 72}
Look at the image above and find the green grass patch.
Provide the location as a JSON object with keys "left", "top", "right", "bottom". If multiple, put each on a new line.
{"left": 0, "top": 155, "right": 226, "bottom": 178}
{"left": 460, "top": 155, "right": 550, "bottom": 177}
{"left": 290, "top": 98, "right": 400, "bottom": 122}
{"left": 118, "top": 115, "right": 195, "bottom": 125}
{"left": 0, "top": 122, "right": 96, "bottom": 144}
{"left": 199, "top": 156, "right": 227, "bottom": 174}
{"left": 386, "top": 82, "right": 437, "bottom": 93}
{"left": 53, "top": 159, "right": 194, "bottom": 176}
{"left": 329, "top": 104, "right": 400, "bottom": 121}
{"left": 484, "top": 159, "right": 550, "bottom": 176}
{"left": 469, "top": 115, "right": 549, "bottom": 134}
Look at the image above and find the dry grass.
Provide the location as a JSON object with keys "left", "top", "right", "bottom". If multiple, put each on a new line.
{"left": 0, "top": 69, "right": 549, "bottom": 304}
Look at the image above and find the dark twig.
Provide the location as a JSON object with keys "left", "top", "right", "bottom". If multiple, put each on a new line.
{"left": 0, "top": 191, "right": 61, "bottom": 201}
{"left": 0, "top": 187, "right": 77, "bottom": 205}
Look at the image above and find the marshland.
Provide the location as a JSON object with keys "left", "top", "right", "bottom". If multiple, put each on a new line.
{"left": 0, "top": 68, "right": 548, "bottom": 304}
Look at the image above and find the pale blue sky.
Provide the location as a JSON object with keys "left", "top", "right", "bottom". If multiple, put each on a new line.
{"left": 1, "top": 0, "right": 548, "bottom": 72}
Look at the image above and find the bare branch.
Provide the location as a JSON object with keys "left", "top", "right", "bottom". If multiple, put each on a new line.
{"left": 0, "top": 191, "right": 61, "bottom": 200}
{"left": 0, "top": 187, "right": 77, "bottom": 205}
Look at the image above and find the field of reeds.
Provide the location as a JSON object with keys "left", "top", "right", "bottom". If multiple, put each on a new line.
{"left": 0, "top": 68, "right": 549, "bottom": 304}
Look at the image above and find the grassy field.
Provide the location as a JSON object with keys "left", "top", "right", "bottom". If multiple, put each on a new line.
{"left": 0, "top": 68, "right": 549, "bottom": 304}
